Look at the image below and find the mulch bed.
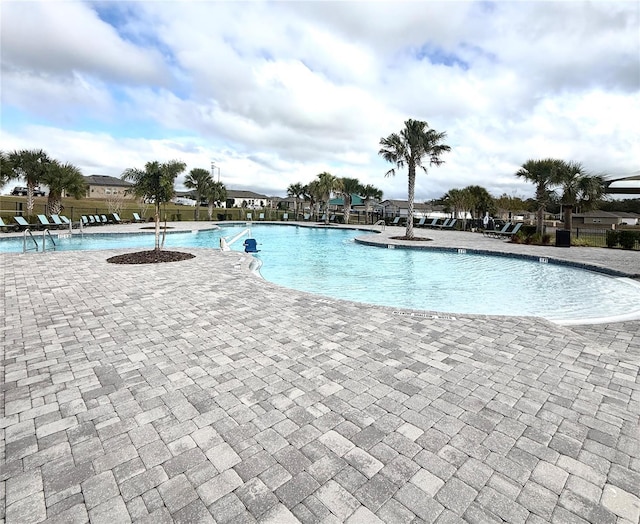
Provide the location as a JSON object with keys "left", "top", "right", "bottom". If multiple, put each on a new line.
{"left": 390, "top": 236, "right": 432, "bottom": 242}
{"left": 107, "top": 250, "right": 195, "bottom": 264}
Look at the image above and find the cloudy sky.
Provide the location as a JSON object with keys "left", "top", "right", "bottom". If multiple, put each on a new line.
{"left": 1, "top": 1, "right": 638, "bottom": 200}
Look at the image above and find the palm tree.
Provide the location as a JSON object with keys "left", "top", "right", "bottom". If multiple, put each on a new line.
{"left": 338, "top": 177, "right": 361, "bottom": 225}
{"left": 464, "top": 185, "right": 494, "bottom": 224}
{"left": 515, "top": 158, "right": 563, "bottom": 234}
{"left": 1, "top": 151, "right": 16, "bottom": 186}
{"left": 40, "top": 161, "right": 86, "bottom": 215}
{"left": 557, "top": 161, "right": 606, "bottom": 230}
{"left": 379, "top": 119, "right": 451, "bottom": 239}
{"left": 305, "top": 181, "right": 322, "bottom": 220}
{"left": 122, "top": 160, "right": 186, "bottom": 250}
{"left": 6, "top": 149, "right": 53, "bottom": 216}
{"left": 315, "top": 172, "right": 342, "bottom": 224}
{"left": 361, "top": 184, "right": 383, "bottom": 224}
{"left": 204, "top": 180, "right": 227, "bottom": 220}
{"left": 184, "top": 168, "right": 213, "bottom": 221}
{"left": 287, "top": 182, "right": 305, "bottom": 220}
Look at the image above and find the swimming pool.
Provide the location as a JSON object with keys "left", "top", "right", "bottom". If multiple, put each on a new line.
{"left": 2, "top": 224, "right": 639, "bottom": 324}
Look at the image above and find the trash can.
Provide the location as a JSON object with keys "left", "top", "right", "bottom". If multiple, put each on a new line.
{"left": 556, "top": 229, "right": 571, "bottom": 248}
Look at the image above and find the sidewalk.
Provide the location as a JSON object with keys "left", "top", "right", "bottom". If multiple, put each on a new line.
{"left": 1, "top": 223, "right": 638, "bottom": 523}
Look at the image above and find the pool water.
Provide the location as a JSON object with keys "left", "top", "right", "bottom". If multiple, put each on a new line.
{"left": 2, "top": 224, "right": 639, "bottom": 324}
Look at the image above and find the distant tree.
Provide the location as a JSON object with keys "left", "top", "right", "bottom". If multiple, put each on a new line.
{"left": 556, "top": 161, "right": 606, "bottom": 230}
{"left": 338, "top": 177, "right": 361, "bottom": 224}
{"left": 184, "top": 168, "right": 213, "bottom": 221}
{"left": 379, "top": 119, "right": 451, "bottom": 239}
{"left": 204, "top": 180, "right": 227, "bottom": 220}
{"left": 5, "top": 149, "right": 53, "bottom": 216}
{"left": 315, "top": 172, "right": 343, "bottom": 224}
{"left": 515, "top": 158, "right": 564, "bottom": 234}
{"left": 305, "top": 181, "right": 323, "bottom": 220}
{"left": 40, "top": 161, "right": 86, "bottom": 215}
{"left": 442, "top": 188, "right": 473, "bottom": 230}
{"left": 122, "top": 160, "right": 186, "bottom": 250}
{"left": 361, "top": 184, "right": 383, "bottom": 224}
{"left": 287, "top": 182, "right": 305, "bottom": 220}
{"left": 494, "top": 193, "right": 527, "bottom": 221}
{"left": 1, "top": 151, "right": 15, "bottom": 186}
{"left": 464, "top": 185, "right": 494, "bottom": 221}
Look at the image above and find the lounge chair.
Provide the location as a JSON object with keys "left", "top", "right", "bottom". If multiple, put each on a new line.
{"left": 243, "top": 238, "right": 259, "bottom": 253}
{"left": 50, "top": 215, "right": 67, "bottom": 228}
{"left": 415, "top": 217, "right": 427, "bottom": 227}
{"left": 111, "top": 213, "right": 128, "bottom": 224}
{"left": 93, "top": 215, "right": 103, "bottom": 225}
{"left": 390, "top": 217, "right": 403, "bottom": 226}
{"left": 0, "top": 216, "right": 19, "bottom": 232}
{"left": 303, "top": 213, "right": 310, "bottom": 221}
{"left": 499, "top": 222, "right": 523, "bottom": 239}
{"left": 100, "top": 215, "right": 109, "bottom": 224}
{"left": 282, "top": 213, "right": 289, "bottom": 221}
{"left": 258, "top": 213, "right": 265, "bottom": 221}
{"left": 87, "top": 215, "right": 96, "bottom": 225}
{"left": 437, "top": 218, "right": 452, "bottom": 229}
{"left": 484, "top": 222, "right": 511, "bottom": 238}
{"left": 441, "top": 219, "right": 457, "bottom": 230}
{"left": 329, "top": 214, "right": 337, "bottom": 223}
{"left": 132, "top": 212, "right": 145, "bottom": 223}
{"left": 246, "top": 212, "right": 253, "bottom": 221}
{"left": 59, "top": 216, "right": 72, "bottom": 227}
{"left": 14, "top": 216, "right": 34, "bottom": 230}
{"left": 37, "top": 214, "right": 57, "bottom": 229}
{"left": 422, "top": 218, "right": 439, "bottom": 228}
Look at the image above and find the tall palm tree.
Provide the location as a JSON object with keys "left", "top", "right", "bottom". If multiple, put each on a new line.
{"left": 40, "top": 161, "right": 86, "bottom": 215}
{"left": 305, "top": 181, "right": 322, "bottom": 220}
{"left": 315, "top": 172, "right": 343, "bottom": 224}
{"left": 361, "top": 184, "right": 383, "bottom": 224}
{"left": 204, "top": 180, "right": 227, "bottom": 220}
{"left": 287, "top": 182, "right": 305, "bottom": 220}
{"left": 122, "top": 160, "right": 186, "bottom": 250}
{"left": 515, "top": 158, "right": 563, "bottom": 234}
{"left": 1, "top": 151, "right": 15, "bottom": 186}
{"left": 184, "top": 168, "right": 213, "bottom": 220}
{"left": 557, "top": 161, "right": 606, "bottom": 230}
{"left": 338, "top": 177, "right": 361, "bottom": 225}
{"left": 379, "top": 119, "right": 451, "bottom": 239}
{"left": 6, "top": 149, "right": 53, "bottom": 216}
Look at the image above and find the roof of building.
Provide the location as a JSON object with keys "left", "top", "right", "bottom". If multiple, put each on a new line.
{"left": 227, "top": 190, "right": 270, "bottom": 199}
{"left": 380, "top": 199, "right": 430, "bottom": 210}
{"left": 328, "top": 194, "right": 365, "bottom": 206}
{"left": 84, "top": 175, "right": 132, "bottom": 187}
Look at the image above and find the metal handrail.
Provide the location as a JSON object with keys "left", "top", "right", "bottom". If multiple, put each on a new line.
{"left": 374, "top": 220, "right": 386, "bottom": 231}
{"left": 42, "top": 229, "right": 57, "bottom": 252}
{"left": 23, "top": 229, "right": 39, "bottom": 253}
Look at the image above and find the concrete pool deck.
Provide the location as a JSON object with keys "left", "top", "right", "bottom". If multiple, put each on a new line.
{"left": 1, "top": 221, "right": 639, "bottom": 523}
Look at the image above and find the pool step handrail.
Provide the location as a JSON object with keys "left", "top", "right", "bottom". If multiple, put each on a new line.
{"left": 42, "top": 229, "right": 57, "bottom": 252}
{"left": 220, "top": 228, "right": 252, "bottom": 251}
{"left": 374, "top": 220, "right": 386, "bottom": 231}
{"left": 23, "top": 228, "right": 39, "bottom": 253}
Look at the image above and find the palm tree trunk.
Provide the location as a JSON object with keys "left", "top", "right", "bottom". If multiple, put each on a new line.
{"left": 563, "top": 204, "right": 573, "bottom": 231}
{"left": 27, "top": 184, "right": 35, "bottom": 216}
{"left": 343, "top": 196, "right": 351, "bottom": 225}
{"left": 194, "top": 193, "right": 200, "bottom": 221}
{"left": 154, "top": 202, "right": 161, "bottom": 251}
{"left": 406, "top": 165, "right": 415, "bottom": 239}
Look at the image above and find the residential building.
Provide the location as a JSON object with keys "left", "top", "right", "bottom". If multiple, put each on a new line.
{"left": 84, "top": 175, "right": 134, "bottom": 199}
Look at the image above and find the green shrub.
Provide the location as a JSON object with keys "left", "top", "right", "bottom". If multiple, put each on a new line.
{"left": 606, "top": 230, "right": 619, "bottom": 248}
{"left": 619, "top": 230, "right": 639, "bottom": 250}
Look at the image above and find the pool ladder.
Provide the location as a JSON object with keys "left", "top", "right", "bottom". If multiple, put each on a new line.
{"left": 374, "top": 220, "right": 386, "bottom": 231}
{"left": 22, "top": 228, "right": 57, "bottom": 253}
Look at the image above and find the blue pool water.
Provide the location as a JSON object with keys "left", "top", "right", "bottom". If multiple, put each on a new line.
{"left": 2, "top": 224, "right": 639, "bottom": 323}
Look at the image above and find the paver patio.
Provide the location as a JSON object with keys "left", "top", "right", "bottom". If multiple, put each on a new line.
{"left": 1, "top": 222, "right": 638, "bottom": 523}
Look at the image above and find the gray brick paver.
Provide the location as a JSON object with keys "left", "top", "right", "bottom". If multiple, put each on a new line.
{"left": 2, "top": 234, "right": 638, "bottom": 524}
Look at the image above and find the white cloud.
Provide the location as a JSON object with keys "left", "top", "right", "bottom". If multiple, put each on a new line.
{"left": 1, "top": 0, "right": 638, "bottom": 202}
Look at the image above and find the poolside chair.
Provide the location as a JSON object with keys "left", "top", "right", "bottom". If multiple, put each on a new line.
{"left": 441, "top": 219, "right": 457, "bottom": 230}
{"left": 100, "top": 214, "right": 109, "bottom": 224}
{"left": 303, "top": 213, "right": 310, "bottom": 221}
{"left": 59, "top": 216, "right": 72, "bottom": 227}
{"left": 111, "top": 213, "right": 129, "bottom": 224}
{"left": 132, "top": 212, "right": 145, "bottom": 223}
{"left": 329, "top": 214, "right": 338, "bottom": 223}
{"left": 390, "top": 217, "right": 403, "bottom": 226}
{"left": 0, "top": 216, "right": 19, "bottom": 232}
{"left": 246, "top": 212, "right": 253, "bottom": 221}
{"left": 258, "top": 213, "right": 265, "bottom": 221}
{"left": 243, "top": 238, "right": 260, "bottom": 253}
{"left": 93, "top": 215, "right": 103, "bottom": 225}
{"left": 37, "top": 214, "right": 56, "bottom": 229}
{"left": 415, "top": 217, "right": 427, "bottom": 228}
{"left": 437, "top": 218, "right": 452, "bottom": 229}
{"left": 50, "top": 215, "right": 66, "bottom": 228}
{"left": 87, "top": 215, "right": 96, "bottom": 225}
{"left": 484, "top": 222, "right": 511, "bottom": 238}
{"left": 499, "top": 222, "right": 523, "bottom": 239}
{"left": 282, "top": 213, "right": 289, "bottom": 221}
{"left": 13, "top": 216, "right": 34, "bottom": 230}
